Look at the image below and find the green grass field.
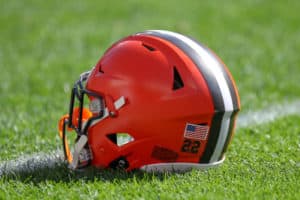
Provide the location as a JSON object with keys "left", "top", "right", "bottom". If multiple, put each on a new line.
{"left": 1, "top": 0, "right": 300, "bottom": 199}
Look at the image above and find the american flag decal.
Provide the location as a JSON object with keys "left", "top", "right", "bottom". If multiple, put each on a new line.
{"left": 184, "top": 123, "right": 209, "bottom": 140}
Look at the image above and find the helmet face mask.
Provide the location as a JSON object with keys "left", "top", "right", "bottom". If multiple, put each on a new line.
{"left": 59, "top": 70, "right": 103, "bottom": 168}
{"left": 59, "top": 69, "right": 128, "bottom": 169}
{"left": 58, "top": 30, "right": 240, "bottom": 172}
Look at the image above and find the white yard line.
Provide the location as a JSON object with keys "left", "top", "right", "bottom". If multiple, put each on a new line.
{"left": 1, "top": 100, "right": 300, "bottom": 176}
{"left": 0, "top": 150, "right": 64, "bottom": 176}
{"left": 236, "top": 100, "right": 300, "bottom": 128}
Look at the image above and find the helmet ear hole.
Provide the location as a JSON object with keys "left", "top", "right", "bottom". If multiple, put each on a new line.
{"left": 173, "top": 67, "right": 184, "bottom": 90}
{"left": 106, "top": 133, "right": 134, "bottom": 147}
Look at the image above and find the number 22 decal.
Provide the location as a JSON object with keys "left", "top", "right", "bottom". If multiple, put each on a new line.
{"left": 181, "top": 139, "right": 200, "bottom": 154}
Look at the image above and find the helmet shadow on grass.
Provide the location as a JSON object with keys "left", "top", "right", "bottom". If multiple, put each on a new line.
{"left": 0, "top": 162, "right": 176, "bottom": 184}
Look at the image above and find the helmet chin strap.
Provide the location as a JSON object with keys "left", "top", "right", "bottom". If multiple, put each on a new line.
{"left": 70, "top": 135, "right": 88, "bottom": 169}
{"left": 70, "top": 96, "right": 126, "bottom": 169}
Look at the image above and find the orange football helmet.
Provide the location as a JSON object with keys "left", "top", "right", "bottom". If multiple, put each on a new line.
{"left": 58, "top": 30, "right": 240, "bottom": 172}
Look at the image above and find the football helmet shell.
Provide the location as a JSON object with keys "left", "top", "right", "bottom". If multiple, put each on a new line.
{"left": 58, "top": 30, "right": 240, "bottom": 172}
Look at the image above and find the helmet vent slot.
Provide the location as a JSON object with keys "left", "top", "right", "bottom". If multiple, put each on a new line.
{"left": 98, "top": 64, "right": 105, "bottom": 73}
{"left": 142, "top": 43, "right": 156, "bottom": 51}
{"left": 173, "top": 67, "right": 184, "bottom": 90}
{"left": 107, "top": 133, "right": 134, "bottom": 147}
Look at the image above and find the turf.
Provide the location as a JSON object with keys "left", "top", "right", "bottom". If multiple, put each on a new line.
{"left": 0, "top": 0, "right": 300, "bottom": 199}
{"left": 1, "top": 116, "right": 299, "bottom": 199}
